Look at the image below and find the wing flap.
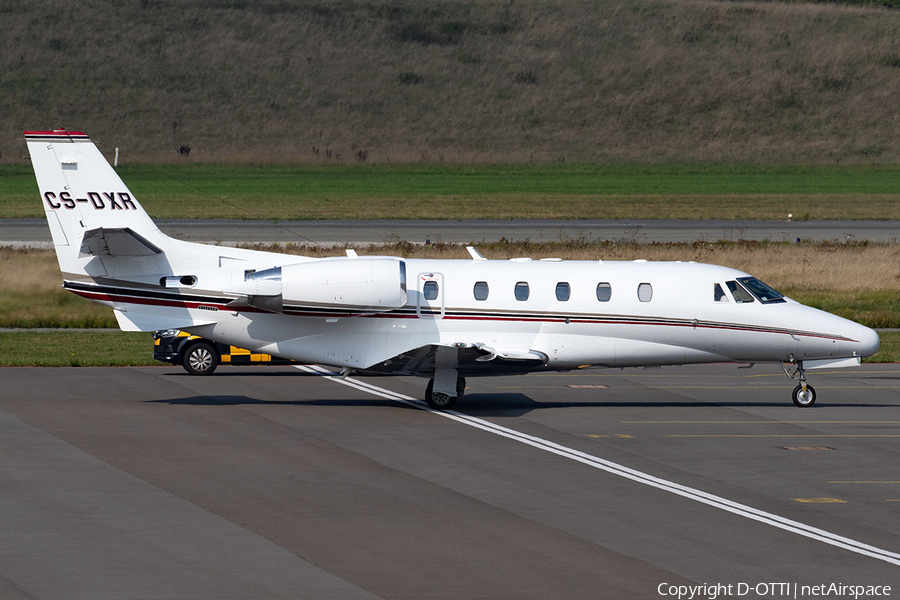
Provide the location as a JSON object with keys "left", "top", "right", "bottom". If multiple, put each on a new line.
{"left": 113, "top": 309, "right": 216, "bottom": 332}
{"left": 361, "top": 342, "right": 548, "bottom": 376}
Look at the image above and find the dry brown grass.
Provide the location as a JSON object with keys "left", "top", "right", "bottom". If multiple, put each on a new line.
{"left": 0, "top": 247, "right": 117, "bottom": 327}
{"left": 598, "top": 243, "right": 900, "bottom": 292}
{"left": 0, "top": 247, "right": 61, "bottom": 293}
{"left": 5, "top": 1, "right": 900, "bottom": 165}
{"left": 4, "top": 242, "right": 897, "bottom": 327}
{"left": 7, "top": 242, "right": 897, "bottom": 294}
{"left": 236, "top": 240, "right": 900, "bottom": 292}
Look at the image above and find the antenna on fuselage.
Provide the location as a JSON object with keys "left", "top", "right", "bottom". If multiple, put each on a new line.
{"left": 466, "top": 246, "right": 487, "bottom": 261}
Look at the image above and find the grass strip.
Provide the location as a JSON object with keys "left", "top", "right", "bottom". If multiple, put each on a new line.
{"left": 785, "top": 290, "right": 900, "bottom": 330}
{"left": 1, "top": 329, "right": 895, "bottom": 367}
{"left": 867, "top": 331, "right": 900, "bottom": 363}
{"left": 5, "top": 164, "right": 900, "bottom": 220}
{"left": 0, "top": 330, "right": 158, "bottom": 367}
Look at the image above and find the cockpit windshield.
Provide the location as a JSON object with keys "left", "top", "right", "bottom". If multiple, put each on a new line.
{"left": 737, "top": 277, "right": 785, "bottom": 304}
{"left": 726, "top": 280, "right": 754, "bottom": 303}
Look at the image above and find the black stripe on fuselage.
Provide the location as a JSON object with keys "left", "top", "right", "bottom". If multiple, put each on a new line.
{"left": 65, "top": 281, "right": 226, "bottom": 305}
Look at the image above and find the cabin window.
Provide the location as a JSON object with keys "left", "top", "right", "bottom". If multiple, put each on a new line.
{"left": 515, "top": 282, "right": 530, "bottom": 301}
{"left": 596, "top": 282, "right": 612, "bottom": 302}
{"left": 739, "top": 277, "right": 786, "bottom": 304}
{"left": 423, "top": 280, "right": 439, "bottom": 300}
{"left": 726, "top": 280, "right": 754, "bottom": 303}
{"left": 555, "top": 282, "right": 570, "bottom": 302}
{"left": 637, "top": 283, "right": 653, "bottom": 302}
{"left": 473, "top": 281, "right": 489, "bottom": 301}
{"left": 714, "top": 283, "right": 729, "bottom": 302}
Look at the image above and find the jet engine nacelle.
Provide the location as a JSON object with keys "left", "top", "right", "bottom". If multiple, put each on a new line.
{"left": 282, "top": 258, "right": 407, "bottom": 312}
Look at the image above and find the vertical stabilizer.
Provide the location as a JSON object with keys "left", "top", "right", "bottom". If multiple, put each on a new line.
{"left": 25, "top": 129, "right": 168, "bottom": 276}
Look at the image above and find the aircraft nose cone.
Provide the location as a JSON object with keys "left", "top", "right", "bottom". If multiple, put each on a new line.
{"left": 798, "top": 305, "right": 879, "bottom": 360}
{"left": 854, "top": 324, "right": 880, "bottom": 358}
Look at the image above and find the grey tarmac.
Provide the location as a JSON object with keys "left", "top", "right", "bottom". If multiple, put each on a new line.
{"left": 3, "top": 217, "right": 900, "bottom": 247}
{"left": 2, "top": 363, "right": 899, "bottom": 599}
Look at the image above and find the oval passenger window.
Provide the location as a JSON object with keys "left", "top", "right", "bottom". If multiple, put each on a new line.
{"left": 637, "top": 283, "right": 652, "bottom": 302}
{"left": 596, "top": 282, "right": 612, "bottom": 302}
{"left": 515, "top": 282, "right": 530, "bottom": 301}
{"left": 473, "top": 281, "right": 489, "bottom": 301}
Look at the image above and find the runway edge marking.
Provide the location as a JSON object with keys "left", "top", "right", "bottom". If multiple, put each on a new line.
{"left": 296, "top": 365, "right": 900, "bottom": 566}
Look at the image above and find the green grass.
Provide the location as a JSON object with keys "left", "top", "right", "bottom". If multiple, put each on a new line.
{"left": 5, "top": 164, "right": 900, "bottom": 220}
{"left": 112, "top": 163, "right": 900, "bottom": 196}
{"left": 866, "top": 330, "right": 900, "bottom": 363}
{"left": 0, "top": 329, "right": 895, "bottom": 367}
{"left": 0, "top": 330, "right": 157, "bottom": 367}
{"left": 786, "top": 290, "right": 900, "bottom": 329}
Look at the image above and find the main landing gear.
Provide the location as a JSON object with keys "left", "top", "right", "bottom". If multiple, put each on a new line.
{"left": 781, "top": 361, "right": 816, "bottom": 408}
{"left": 424, "top": 369, "right": 466, "bottom": 410}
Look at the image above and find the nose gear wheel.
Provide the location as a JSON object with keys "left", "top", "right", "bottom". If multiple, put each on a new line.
{"left": 792, "top": 384, "right": 816, "bottom": 408}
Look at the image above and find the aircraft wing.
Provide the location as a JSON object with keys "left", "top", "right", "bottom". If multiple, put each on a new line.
{"left": 360, "top": 342, "right": 549, "bottom": 376}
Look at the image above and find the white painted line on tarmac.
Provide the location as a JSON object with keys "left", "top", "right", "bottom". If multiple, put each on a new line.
{"left": 295, "top": 365, "right": 900, "bottom": 566}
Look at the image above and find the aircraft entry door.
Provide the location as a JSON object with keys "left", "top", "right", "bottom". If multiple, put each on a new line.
{"left": 416, "top": 272, "right": 445, "bottom": 319}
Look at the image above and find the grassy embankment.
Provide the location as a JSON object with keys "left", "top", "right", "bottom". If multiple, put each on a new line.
{"left": 5, "top": 1, "right": 900, "bottom": 165}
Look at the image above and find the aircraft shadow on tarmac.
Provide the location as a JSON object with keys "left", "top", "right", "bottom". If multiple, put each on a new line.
{"left": 146, "top": 392, "right": 900, "bottom": 415}
{"left": 147, "top": 396, "right": 408, "bottom": 408}
{"left": 456, "top": 394, "right": 900, "bottom": 416}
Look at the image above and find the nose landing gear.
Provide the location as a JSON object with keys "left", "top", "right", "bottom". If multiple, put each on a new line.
{"left": 781, "top": 361, "right": 817, "bottom": 408}
{"left": 792, "top": 382, "right": 817, "bottom": 407}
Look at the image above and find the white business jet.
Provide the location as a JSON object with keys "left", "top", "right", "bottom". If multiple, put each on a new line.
{"left": 26, "top": 129, "right": 880, "bottom": 409}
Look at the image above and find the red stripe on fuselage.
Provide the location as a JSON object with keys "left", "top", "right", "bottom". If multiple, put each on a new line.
{"left": 71, "top": 287, "right": 855, "bottom": 343}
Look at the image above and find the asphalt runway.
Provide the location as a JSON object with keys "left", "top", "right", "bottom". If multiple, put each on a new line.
{"left": 3, "top": 217, "right": 900, "bottom": 247}
{"left": 2, "top": 363, "right": 900, "bottom": 598}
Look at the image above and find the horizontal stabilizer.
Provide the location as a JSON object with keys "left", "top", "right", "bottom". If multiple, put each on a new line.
{"left": 80, "top": 227, "right": 163, "bottom": 258}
